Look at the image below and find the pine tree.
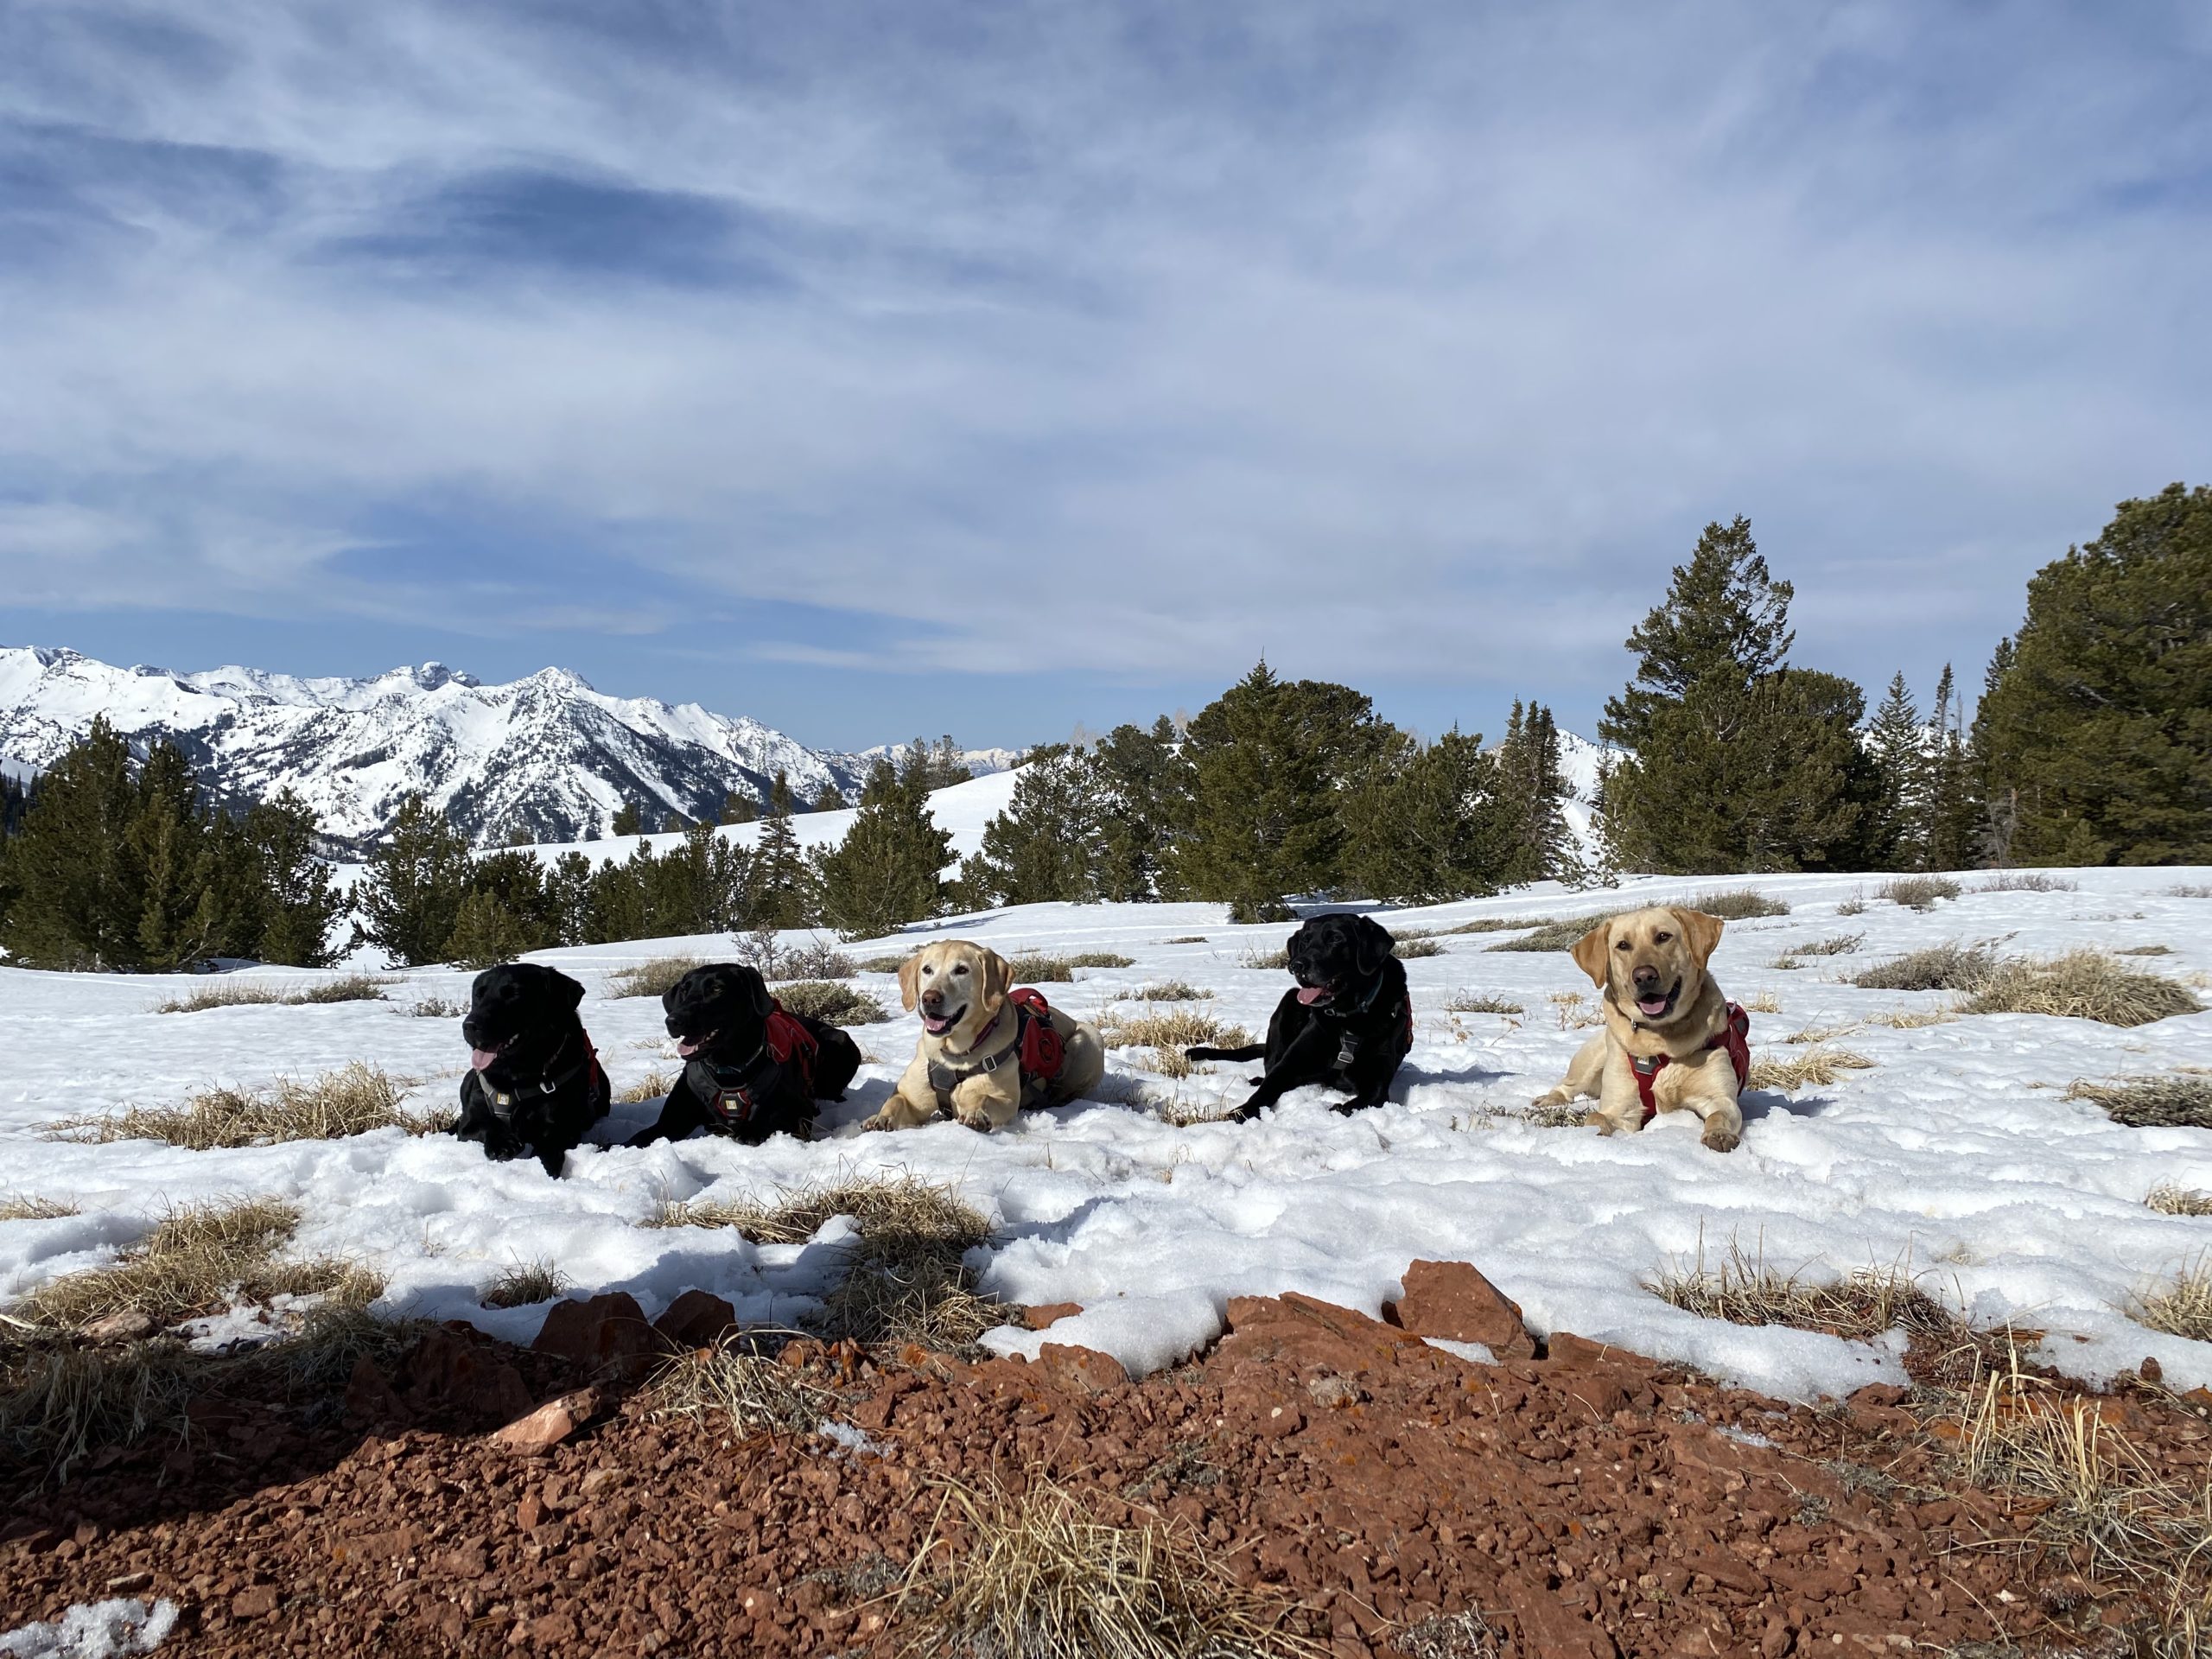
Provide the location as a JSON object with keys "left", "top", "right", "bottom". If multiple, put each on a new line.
{"left": 354, "top": 794, "right": 475, "bottom": 966}
{"left": 1170, "top": 664, "right": 1395, "bottom": 921}
{"left": 747, "top": 789, "right": 815, "bottom": 929}
{"left": 956, "top": 747, "right": 1103, "bottom": 907}
{"left": 1863, "top": 672, "right": 1929, "bottom": 870}
{"left": 127, "top": 740, "right": 220, "bottom": 970}
{"left": 447, "top": 889, "right": 537, "bottom": 971}
{"left": 465, "top": 849, "right": 561, "bottom": 950}
{"left": 1342, "top": 729, "right": 1513, "bottom": 903}
{"left": 1493, "top": 702, "right": 1578, "bottom": 884}
{"left": 546, "top": 851, "right": 597, "bottom": 944}
{"left": 610, "top": 799, "right": 645, "bottom": 837}
{"left": 769, "top": 771, "right": 796, "bottom": 818}
{"left": 1598, "top": 520, "right": 1870, "bottom": 872}
{"left": 1921, "top": 664, "right": 1976, "bottom": 869}
{"left": 0, "top": 719, "right": 144, "bottom": 969}
{"left": 1092, "top": 718, "right": 1191, "bottom": 902}
{"left": 1972, "top": 483, "right": 2210, "bottom": 864}
{"left": 813, "top": 766, "right": 951, "bottom": 938}
{"left": 810, "top": 783, "right": 846, "bottom": 813}
{"left": 237, "top": 793, "right": 346, "bottom": 965}
{"left": 720, "top": 790, "right": 759, "bottom": 825}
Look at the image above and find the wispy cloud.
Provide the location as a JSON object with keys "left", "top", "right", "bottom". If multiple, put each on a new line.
{"left": 1, "top": 2, "right": 2207, "bottom": 740}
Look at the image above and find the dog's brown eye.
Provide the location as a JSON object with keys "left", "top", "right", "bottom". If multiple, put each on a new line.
{"left": 1656, "top": 931, "right": 1672, "bottom": 944}
{"left": 1615, "top": 940, "right": 1630, "bottom": 950}
{"left": 953, "top": 965, "right": 969, "bottom": 976}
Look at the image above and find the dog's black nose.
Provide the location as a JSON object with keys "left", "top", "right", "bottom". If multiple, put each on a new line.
{"left": 1632, "top": 965, "right": 1660, "bottom": 987}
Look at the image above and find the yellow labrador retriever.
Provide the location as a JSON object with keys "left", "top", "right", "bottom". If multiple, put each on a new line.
{"left": 1532, "top": 907, "right": 1748, "bottom": 1151}
{"left": 863, "top": 940, "right": 1105, "bottom": 1132}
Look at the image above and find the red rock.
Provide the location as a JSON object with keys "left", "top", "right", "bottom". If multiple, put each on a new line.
{"left": 1034, "top": 1343, "right": 1128, "bottom": 1395}
{"left": 343, "top": 1355, "right": 408, "bottom": 1425}
{"left": 1222, "top": 1293, "right": 1428, "bottom": 1382}
{"left": 527, "top": 1612, "right": 579, "bottom": 1644}
{"left": 232, "top": 1584, "right": 279, "bottom": 1619}
{"left": 1022, "top": 1301, "right": 1083, "bottom": 1330}
{"left": 402, "top": 1328, "right": 534, "bottom": 1423}
{"left": 652, "top": 1289, "right": 739, "bottom": 1348}
{"left": 80, "top": 1308, "right": 156, "bottom": 1344}
{"left": 494, "top": 1387, "right": 605, "bottom": 1453}
{"left": 1389, "top": 1260, "right": 1537, "bottom": 1360}
{"left": 534, "top": 1293, "right": 660, "bottom": 1376}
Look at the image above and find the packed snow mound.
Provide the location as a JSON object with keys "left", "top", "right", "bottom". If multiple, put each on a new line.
{"left": 0, "top": 645, "right": 874, "bottom": 850}
{"left": 3, "top": 867, "right": 2208, "bottom": 1404}
{"left": 0, "top": 1597, "right": 178, "bottom": 1658}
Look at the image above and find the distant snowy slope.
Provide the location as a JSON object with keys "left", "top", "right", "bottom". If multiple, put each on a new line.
{"left": 0, "top": 646, "right": 872, "bottom": 850}
{"left": 1554, "top": 729, "right": 1615, "bottom": 858}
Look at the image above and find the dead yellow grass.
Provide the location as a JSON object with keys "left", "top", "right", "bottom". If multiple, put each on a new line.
{"left": 2147, "top": 1185, "right": 2212, "bottom": 1217}
{"left": 1866, "top": 1007, "right": 1957, "bottom": 1029}
{"left": 1096, "top": 1007, "right": 1250, "bottom": 1052}
{"left": 480, "top": 1260, "right": 569, "bottom": 1309}
{"left": 896, "top": 1477, "right": 1322, "bottom": 1659}
{"left": 2130, "top": 1255, "right": 2212, "bottom": 1343}
{"left": 1393, "top": 937, "right": 1446, "bottom": 958}
{"left": 1877, "top": 874, "right": 1961, "bottom": 911}
{"left": 1649, "top": 1236, "right": 1948, "bottom": 1343}
{"left": 48, "top": 1063, "right": 444, "bottom": 1148}
{"left": 1960, "top": 950, "right": 2202, "bottom": 1027}
{"left": 156, "top": 973, "right": 392, "bottom": 1013}
{"left": 1006, "top": 951, "right": 1135, "bottom": 982}
{"left": 1123, "top": 981, "right": 1212, "bottom": 1001}
{"left": 2065, "top": 1075, "right": 2212, "bottom": 1130}
{"left": 1746, "top": 1046, "right": 1875, "bottom": 1090}
{"left": 1783, "top": 1022, "right": 1862, "bottom": 1046}
{"left": 608, "top": 955, "right": 707, "bottom": 999}
{"left": 648, "top": 1336, "right": 834, "bottom": 1435}
{"left": 0, "top": 1196, "right": 79, "bottom": 1222}
{"left": 618, "top": 1069, "right": 672, "bottom": 1104}
{"left": 1741, "top": 990, "right": 1783, "bottom": 1014}
{"left": 1443, "top": 991, "right": 1523, "bottom": 1014}
{"left": 775, "top": 980, "right": 888, "bottom": 1025}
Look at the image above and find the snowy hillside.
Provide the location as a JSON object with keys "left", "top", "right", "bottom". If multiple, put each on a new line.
{"left": 3, "top": 868, "right": 2209, "bottom": 1408}
{"left": 0, "top": 646, "right": 871, "bottom": 850}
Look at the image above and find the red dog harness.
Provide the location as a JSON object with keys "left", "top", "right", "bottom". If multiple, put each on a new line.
{"left": 1630, "top": 1002, "right": 1750, "bottom": 1125}
{"left": 698, "top": 1004, "right": 819, "bottom": 1125}
{"left": 927, "top": 987, "right": 1066, "bottom": 1103}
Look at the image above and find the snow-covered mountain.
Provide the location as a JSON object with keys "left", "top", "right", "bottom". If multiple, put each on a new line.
{"left": 851, "top": 741, "right": 1027, "bottom": 777}
{"left": 0, "top": 646, "right": 872, "bottom": 850}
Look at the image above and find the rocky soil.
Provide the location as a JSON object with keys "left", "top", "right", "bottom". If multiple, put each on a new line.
{"left": 3, "top": 1265, "right": 2200, "bottom": 1657}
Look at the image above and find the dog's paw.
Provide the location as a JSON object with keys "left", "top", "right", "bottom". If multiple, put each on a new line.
{"left": 860, "top": 1109, "right": 897, "bottom": 1133}
{"left": 1701, "top": 1125, "right": 1741, "bottom": 1153}
{"left": 1584, "top": 1111, "right": 1618, "bottom": 1136}
{"left": 954, "top": 1103, "right": 997, "bottom": 1132}
{"left": 1532, "top": 1089, "right": 1567, "bottom": 1109}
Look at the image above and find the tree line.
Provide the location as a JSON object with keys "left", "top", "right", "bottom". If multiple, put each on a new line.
{"left": 1, "top": 482, "right": 2202, "bottom": 969}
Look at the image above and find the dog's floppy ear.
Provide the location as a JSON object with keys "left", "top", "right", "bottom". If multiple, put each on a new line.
{"left": 897, "top": 952, "right": 922, "bottom": 1013}
{"left": 1569, "top": 920, "right": 1613, "bottom": 988}
{"left": 1673, "top": 908, "right": 1726, "bottom": 969}
{"left": 1354, "top": 915, "right": 1393, "bottom": 973}
{"left": 980, "top": 948, "right": 1013, "bottom": 1010}
{"left": 547, "top": 967, "right": 586, "bottom": 1013}
{"left": 734, "top": 963, "right": 774, "bottom": 1018}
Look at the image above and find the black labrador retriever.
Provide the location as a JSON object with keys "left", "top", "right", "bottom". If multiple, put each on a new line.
{"left": 454, "top": 963, "right": 610, "bottom": 1176}
{"left": 628, "top": 963, "right": 864, "bottom": 1147}
{"left": 1188, "top": 913, "right": 1413, "bottom": 1122}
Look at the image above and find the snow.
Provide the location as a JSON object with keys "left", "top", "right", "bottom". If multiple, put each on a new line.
{"left": 0, "top": 1599, "right": 178, "bottom": 1658}
{"left": 4, "top": 868, "right": 2210, "bottom": 1405}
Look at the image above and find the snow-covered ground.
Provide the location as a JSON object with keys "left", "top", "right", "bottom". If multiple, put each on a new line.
{"left": 3, "top": 869, "right": 2209, "bottom": 1404}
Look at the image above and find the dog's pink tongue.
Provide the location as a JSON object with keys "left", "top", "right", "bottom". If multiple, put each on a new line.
{"left": 1295, "top": 986, "right": 1329, "bottom": 1006}
{"left": 469, "top": 1046, "right": 499, "bottom": 1071}
{"left": 677, "top": 1038, "right": 701, "bottom": 1058}
{"left": 1637, "top": 996, "right": 1669, "bottom": 1016}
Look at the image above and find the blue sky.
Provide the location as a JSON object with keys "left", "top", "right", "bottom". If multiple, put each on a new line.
{"left": 2, "top": 2, "right": 2207, "bottom": 751}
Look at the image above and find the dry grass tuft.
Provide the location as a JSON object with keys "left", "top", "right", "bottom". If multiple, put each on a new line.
{"left": 480, "top": 1260, "right": 569, "bottom": 1309}
{"left": 855, "top": 955, "right": 909, "bottom": 974}
{"left": 1849, "top": 943, "right": 1996, "bottom": 993}
{"left": 1975, "top": 871, "right": 2079, "bottom": 893}
{"left": 1143, "top": 1046, "right": 1212, "bottom": 1080}
{"left": 618, "top": 1069, "right": 672, "bottom": 1104}
{"left": 1878, "top": 874, "right": 1961, "bottom": 911}
{"left": 2169, "top": 884, "right": 2212, "bottom": 899}
{"left": 1006, "top": 951, "right": 1135, "bottom": 983}
{"left": 1688, "top": 887, "right": 1790, "bottom": 919}
{"left": 1747, "top": 1047, "right": 1876, "bottom": 1090}
{"left": 1866, "top": 1007, "right": 1957, "bottom": 1029}
{"left": 2119, "top": 944, "right": 2175, "bottom": 957}
{"left": 1488, "top": 912, "right": 1622, "bottom": 953}
{"left": 156, "top": 973, "right": 393, "bottom": 1014}
{"left": 13, "top": 1198, "right": 349, "bottom": 1333}
{"left": 2129, "top": 1255, "right": 2212, "bottom": 1343}
{"left": 1834, "top": 893, "right": 1868, "bottom": 916}
{"left": 775, "top": 980, "right": 889, "bottom": 1025}
{"left": 1445, "top": 915, "right": 1555, "bottom": 936}
{"left": 608, "top": 955, "right": 708, "bottom": 999}
{"left": 1393, "top": 937, "right": 1446, "bottom": 959}
{"left": 896, "top": 1477, "right": 1321, "bottom": 1659}
{"left": 1394, "top": 1609, "right": 1505, "bottom": 1659}
{"left": 1124, "top": 981, "right": 1212, "bottom": 1001}
{"left": 1783, "top": 1022, "right": 1863, "bottom": 1046}
{"left": 1096, "top": 1008, "right": 1250, "bottom": 1052}
{"left": 1961, "top": 950, "right": 2202, "bottom": 1027}
{"left": 49, "top": 1063, "right": 440, "bottom": 1149}
{"left": 1237, "top": 944, "right": 1291, "bottom": 970}
{"left": 1649, "top": 1236, "right": 1948, "bottom": 1343}
{"left": 2148, "top": 1185, "right": 2212, "bottom": 1217}
{"left": 0, "top": 1196, "right": 79, "bottom": 1223}
{"left": 1159, "top": 935, "right": 1209, "bottom": 944}
{"left": 1794, "top": 932, "right": 1866, "bottom": 957}
{"left": 654, "top": 1175, "right": 988, "bottom": 1249}
{"left": 2066, "top": 1075, "right": 2212, "bottom": 1130}
{"left": 410, "top": 996, "right": 464, "bottom": 1018}
{"left": 1443, "top": 990, "right": 1523, "bottom": 1015}
{"left": 1518, "top": 1098, "right": 1592, "bottom": 1128}
{"left": 648, "top": 1337, "right": 835, "bottom": 1435}
{"left": 1740, "top": 990, "right": 1783, "bottom": 1014}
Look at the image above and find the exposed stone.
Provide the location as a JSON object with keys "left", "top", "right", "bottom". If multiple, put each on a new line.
{"left": 1033, "top": 1343, "right": 1128, "bottom": 1395}
{"left": 79, "top": 1309, "right": 156, "bottom": 1344}
{"left": 402, "top": 1327, "right": 534, "bottom": 1424}
{"left": 494, "top": 1388, "right": 605, "bottom": 1454}
{"left": 533, "top": 1292, "right": 659, "bottom": 1376}
{"left": 343, "top": 1355, "right": 408, "bottom": 1425}
{"left": 232, "top": 1584, "right": 279, "bottom": 1619}
{"left": 1389, "top": 1259, "right": 1537, "bottom": 1359}
{"left": 650, "top": 1289, "right": 739, "bottom": 1349}
{"left": 1021, "top": 1301, "right": 1083, "bottom": 1330}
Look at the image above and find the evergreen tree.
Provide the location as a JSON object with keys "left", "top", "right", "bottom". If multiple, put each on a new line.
{"left": 720, "top": 789, "right": 759, "bottom": 826}
{"left": 956, "top": 747, "right": 1103, "bottom": 907}
{"left": 128, "top": 740, "right": 221, "bottom": 970}
{"left": 769, "top": 771, "right": 796, "bottom": 818}
{"left": 1169, "top": 664, "right": 1395, "bottom": 921}
{"left": 545, "top": 851, "right": 597, "bottom": 944}
{"left": 1921, "top": 663, "right": 1977, "bottom": 870}
{"left": 1091, "top": 718, "right": 1192, "bottom": 902}
{"left": 464, "top": 849, "right": 562, "bottom": 951}
{"left": 810, "top": 783, "right": 846, "bottom": 813}
{"left": 747, "top": 788, "right": 815, "bottom": 929}
{"left": 813, "top": 766, "right": 952, "bottom": 938}
{"left": 447, "top": 889, "right": 537, "bottom": 971}
{"left": 1342, "top": 729, "right": 1513, "bottom": 903}
{"left": 1972, "top": 483, "right": 2211, "bottom": 864}
{"left": 1492, "top": 701, "right": 1579, "bottom": 884}
{"left": 610, "top": 799, "right": 645, "bottom": 837}
{"left": 1863, "top": 672, "right": 1929, "bottom": 870}
{"left": 235, "top": 793, "right": 346, "bottom": 965}
{"left": 354, "top": 794, "right": 475, "bottom": 966}
{"left": 0, "top": 720, "right": 149, "bottom": 969}
{"left": 1599, "top": 520, "right": 1870, "bottom": 872}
